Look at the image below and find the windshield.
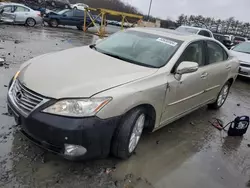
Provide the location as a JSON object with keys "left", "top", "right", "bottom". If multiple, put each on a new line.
{"left": 57, "top": 9, "right": 69, "bottom": 15}
{"left": 176, "top": 26, "right": 199, "bottom": 34}
{"left": 232, "top": 42, "right": 250, "bottom": 54}
{"left": 94, "top": 30, "right": 183, "bottom": 68}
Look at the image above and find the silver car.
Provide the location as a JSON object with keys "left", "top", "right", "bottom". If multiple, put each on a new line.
{"left": 7, "top": 28, "right": 239, "bottom": 160}
{"left": 231, "top": 41, "right": 250, "bottom": 78}
{"left": 0, "top": 3, "right": 42, "bottom": 27}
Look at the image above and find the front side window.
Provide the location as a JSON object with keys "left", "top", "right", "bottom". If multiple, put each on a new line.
{"left": 64, "top": 10, "right": 73, "bottom": 17}
{"left": 94, "top": 30, "right": 183, "bottom": 68}
{"left": 74, "top": 10, "right": 84, "bottom": 17}
{"left": 178, "top": 41, "right": 204, "bottom": 66}
{"left": 207, "top": 41, "right": 227, "bottom": 64}
{"left": 2, "top": 6, "right": 13, "bottom": 13}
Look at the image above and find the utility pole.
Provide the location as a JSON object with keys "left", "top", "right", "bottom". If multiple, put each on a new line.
{"left": 147, "top": 0, "right": 153, "bottom": 21}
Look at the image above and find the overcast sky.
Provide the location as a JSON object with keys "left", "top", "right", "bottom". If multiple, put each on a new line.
{"left": 122, "top": 0, "right": 250, "bottom": 22}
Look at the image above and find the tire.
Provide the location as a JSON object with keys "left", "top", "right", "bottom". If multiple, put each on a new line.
{"left": 76, "top": 25, "right": 83, "bottom": 30}
{"left": 111, "top": 108, "right": 146, "bottom": 159}
{"left": 208, "top": 81, "right": 231, "bottom": 109}
{"left": 26, "top": 18, "right": 36, "bottom": 27}
{"left": 50, "top": 19, "right": 58, "bottom": 27}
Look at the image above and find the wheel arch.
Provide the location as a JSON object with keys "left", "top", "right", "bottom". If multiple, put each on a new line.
{"left": 123, "top": 103, "right": 157, "bottom": 132}
{"left": 26, "top": 17, "right": 36, "bottom": 26}
{"left": 227, "top": 77, "right": 234, "bottom": 86}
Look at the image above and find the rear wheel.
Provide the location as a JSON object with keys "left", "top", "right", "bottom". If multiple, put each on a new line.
{"left": 208, "top": 81, "right": 231, "bottom": 109}
{"left": 112, "top": 108, "right": 146, "bottom": 159}
{"left": 26, "top": 18, "right": 36, "bottom": 27}
{"left": 50, "top": 19, "right": 58, "bottom": 27}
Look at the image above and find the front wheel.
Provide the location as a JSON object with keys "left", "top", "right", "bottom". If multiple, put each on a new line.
{"left": 208, "top": 81, "right": 231, "bottom": 109}
{"left": 26, "top": 18, "right": 36, "bottom": 27}
{"left": 111, "top": 108, "right": 146, "bottom": 159}
{"left": 50, "top": 19, "right": 58, "bottom": 27}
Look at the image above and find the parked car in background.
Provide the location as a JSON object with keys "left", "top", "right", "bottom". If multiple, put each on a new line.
{"left": 7, "top": 28, "right": 239, "bottom": 160}
{"left": 9, "top": 0, "right": 71, "bottom": 15}
{"left": 231, "top": 41, "right": 250, "bottom": 78}
{"left": 43, "top": 9, "right": 93, "bottom": 30}
{"left": 176, "top": 25, "right": 214, "bottom": 38}
{"left": 71, "top": 3, "right": 89, "bottom": 10}
{"left": 233, "top": 36, "right": 247, "bottom": 45}
{"left": 45, "top": 0, "right": 71, "bottom": 9}
{"left": 213, "top": 33, "right": 234, "bottom": 49}
{"left": 0, "top": 3, "right": 42, "bottom": 26}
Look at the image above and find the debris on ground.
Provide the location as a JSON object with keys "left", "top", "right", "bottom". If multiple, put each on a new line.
{"left": 4, "top": 85, "right": 7, "bottom": 87}
{"left": 156, "top": 140, "right": 160, "bottom": 144}
{"left": 237, "top": 103, "right": 241, "bottom": 106}
{"left": 247, "top": 144, "right": 250, "bottom": 147}
{"left": 105, "top": 166, "right": 116, "bottom": 174}
{"left": 190, "top": 121, "right": 195, "bottom": 126}
{"left": 14, "top": 40, "right": 21, "bottom": 44}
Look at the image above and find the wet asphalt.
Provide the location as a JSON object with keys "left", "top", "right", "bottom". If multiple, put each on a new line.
{"left": 0, "top": 24, "right": 250, "bottom": 188}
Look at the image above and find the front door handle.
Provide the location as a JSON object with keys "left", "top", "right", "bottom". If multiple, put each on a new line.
{"left": 226, "top": 65, "right": 232, "bottom": 70}
{"left": 201, "top": 72, "right": 208, "bottom": 79}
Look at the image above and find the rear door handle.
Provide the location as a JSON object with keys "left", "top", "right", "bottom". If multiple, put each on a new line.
{"left": 201, "top": 72, "right": 208, "bottom": 79}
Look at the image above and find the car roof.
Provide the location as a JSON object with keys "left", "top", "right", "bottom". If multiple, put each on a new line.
{"left": 0, "top": 2, "right": 27, "bottom": 6}
{"left": 130, "top": 27, "right": 211, "bottom": 42}
{"left": 179, "top": 25, "right": 212, "bottom": 32}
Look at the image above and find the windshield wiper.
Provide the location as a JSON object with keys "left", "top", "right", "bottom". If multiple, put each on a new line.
{"left": 101, "top": 52, "right": 157, "bottom": 68}
{"left": 89, "top": 44, "right": 97, "bottom": 50}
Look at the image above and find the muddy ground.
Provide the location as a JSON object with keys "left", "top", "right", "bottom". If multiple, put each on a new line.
{"left": 0, "top": 25, "right": 250, "bottom": 188}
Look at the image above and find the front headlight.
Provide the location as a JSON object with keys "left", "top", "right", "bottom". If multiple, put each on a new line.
{"left": 43, "top": 97, "right": 112, "bottom": 117}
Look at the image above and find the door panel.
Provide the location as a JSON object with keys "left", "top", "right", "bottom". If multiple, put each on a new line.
{"left": 160, "top": 41, "right": 210, "bottom": 125}
{"left": 161, "top": 66, "right": 209, "bottom": 125}
{"left": 14, "top": 6, "right": 30, "bottom": 23}
{"left": 204, "top": 41, "right": 230, "bottom": 99}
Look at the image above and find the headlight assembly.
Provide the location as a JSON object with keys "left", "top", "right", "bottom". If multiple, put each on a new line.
{"left": 43, "top": 97, "right": 112, "bottom": 117}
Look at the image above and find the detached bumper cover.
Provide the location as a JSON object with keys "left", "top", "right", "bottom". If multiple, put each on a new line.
{"left": 7, "top": 96, "right": 120, "bottom": 160}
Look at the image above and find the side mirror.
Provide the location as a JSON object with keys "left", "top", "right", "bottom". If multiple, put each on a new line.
{"left": 230, "top": 46, "right": 235, "bottom": 50}
{"left": 176, "top": 61, "right": 199, "bottom": 75}
{"left": 0, "top": 9, "right": 4, "bottom": 14}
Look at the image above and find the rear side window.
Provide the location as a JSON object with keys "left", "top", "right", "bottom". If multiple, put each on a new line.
{"left": 207, "top": 41, "right": 228, "bottom": 64}
{"left": 198, "top": 30, "right": 211, "bottom": 37}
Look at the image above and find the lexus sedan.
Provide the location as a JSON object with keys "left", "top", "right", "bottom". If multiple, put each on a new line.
{"left": 7, "top": 28, "right": 239, "bottom": 160}
{"left": 231, "top": 41, "right": 250, "bottom": 77}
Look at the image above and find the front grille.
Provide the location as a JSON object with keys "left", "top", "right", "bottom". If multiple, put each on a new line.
{"left": 240, "top": 63, "right": 250, "bottom": 68}
{"left": 10, "top": 80, "right": 46, "bottom": 116}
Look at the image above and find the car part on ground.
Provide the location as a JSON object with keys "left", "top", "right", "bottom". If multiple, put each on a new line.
{"left": 7, "top": 28, "right": 239, "bottom": 160}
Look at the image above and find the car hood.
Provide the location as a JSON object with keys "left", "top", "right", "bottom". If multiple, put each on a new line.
{"left": 18, "top": 46, "right": 157, "bottom": 99}
{"left": 230, "top": 50, "right": 250, "bottom": 63}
